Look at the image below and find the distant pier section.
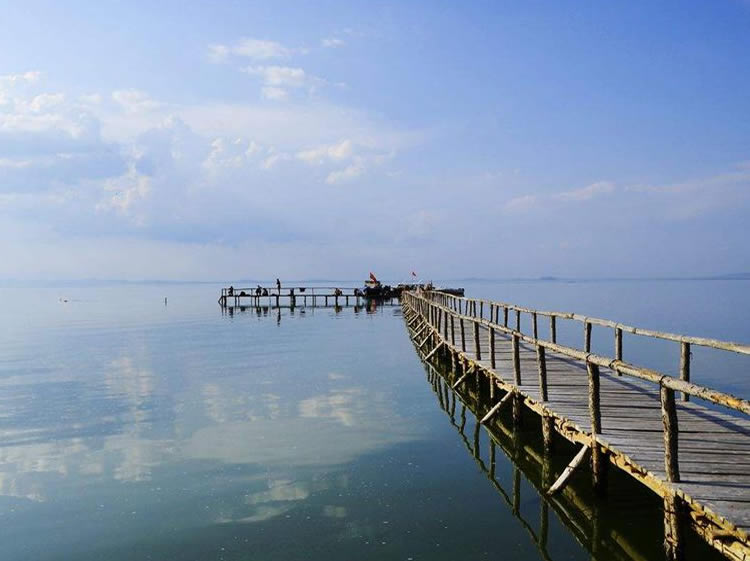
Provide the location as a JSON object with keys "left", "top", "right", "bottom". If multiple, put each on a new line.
{"left": 218, "top": 279, "right": 464, "bottom": 309}
{"left": 219, "top": 286, "right": 372, "bottom": 309}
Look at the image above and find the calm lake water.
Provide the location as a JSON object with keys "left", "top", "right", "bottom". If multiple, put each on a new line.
{"left": 0, "top": 279, "right": 747, "bottom": 560}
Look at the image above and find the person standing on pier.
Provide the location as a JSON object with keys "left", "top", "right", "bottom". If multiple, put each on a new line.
{"left": 276, "top": 278, "right": 281, "bottom": 294}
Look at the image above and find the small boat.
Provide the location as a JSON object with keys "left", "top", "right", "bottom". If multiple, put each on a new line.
{"left": 362, "top": 273, "right": 397, "bottom": 299}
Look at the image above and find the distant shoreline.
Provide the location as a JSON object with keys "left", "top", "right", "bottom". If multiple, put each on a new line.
{"left": 1, "top": 274, "right": 749, "bottom": 286}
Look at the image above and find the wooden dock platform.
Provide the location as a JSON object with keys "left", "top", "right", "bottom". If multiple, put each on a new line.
{"left": 218, "top": 286, "right": 369, "bottom": 309}
{"left": 402, "top": 290, "right": 750, "bottom": 561}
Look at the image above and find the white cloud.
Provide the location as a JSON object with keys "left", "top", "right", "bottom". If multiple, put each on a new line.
{"left": 242, "top": 65, "right": 329, "bottom": 100}
{"left": 554, "top": 180, "right": 615, "bottom": 201}
{"left": 626, "top": 166, "right": 750, "bottom": 219}
{"left": 95, "top": 164, "right": 151, "bottom": 219}
{"left": 503, "top": 194, "right": 538, "bottom": 213}
{"left": 29, "top": 93, "right": 65, "bottom": 112}
{"left": 297, "top": 139, "right": 353, "bottom": 164}
{"left": 209, "top": 38, "right": 292, "bottom": 62}
{"left": 0, "top": 71, "right": 41, "bottom": 85}
{"left": 244, "top": 65, "right": 308, "bottom": 88}
{"left": 0, "top": 158, "right": 32, "bottom": 169}
{"left": 261, "top": 86, "right": 287, "bottom": 100}
{"left": 79, "top": 93, "right": 102, "bottom": 105}
{"left": 260, "top": 150, "right": 291, "bottom": 170}
{"left": 503, "top": 181, "right": 615, "bottom": 213}
{"left": 322, "top": 37, "right": 344, "bottom": 48}
{"left": 326, "top": 162, "right": 364, "bottom": 184}
{"left": 112, "top": 89, "right": 160, "bottom": 113}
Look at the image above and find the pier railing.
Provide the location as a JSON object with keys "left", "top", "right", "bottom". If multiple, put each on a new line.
{"left": 403, "top": 289, "right": 750, "bottom": 560}
{"left": 218, "top": 285, "right": 379, "bottom": 308}
{"left": 422, "top": 290, "right": 750, "bottom": 410}
{"left": 404, "top": 289, "right": 750, "bottom": 485}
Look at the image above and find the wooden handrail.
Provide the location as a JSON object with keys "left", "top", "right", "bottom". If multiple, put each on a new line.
{"left": 405, "top": 290, "right": 750, "bottom": 415}
{"left": 436, "top": 293, "right": 750, "bottom": 355}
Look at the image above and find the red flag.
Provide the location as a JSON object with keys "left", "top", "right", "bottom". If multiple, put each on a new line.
{"left": 369, "top": 272, "right": 378, "bottom": 282}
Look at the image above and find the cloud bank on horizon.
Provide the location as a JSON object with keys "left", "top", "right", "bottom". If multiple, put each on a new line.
{"left": 1, "top": 1, "right": 749, "bottom": 280}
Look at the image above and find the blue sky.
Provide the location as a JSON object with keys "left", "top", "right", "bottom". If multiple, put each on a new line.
{"left": 1, "top": 1, "right": 749, "bottom": 280}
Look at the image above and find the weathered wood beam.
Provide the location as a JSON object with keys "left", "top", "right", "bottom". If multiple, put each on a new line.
{"left": 452, "top": 371, "right": 470, "bottom": 389}
{"left": 424, "top": 340, "right": 445, "bottom": 361}
{"left": 548, "top": 444, "right": 590, "bottom": 495}
{"left": 480, "top": 391, "right": 513, "bottom": 424}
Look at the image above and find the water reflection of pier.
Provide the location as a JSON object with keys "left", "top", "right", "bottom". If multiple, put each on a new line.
{"left": 220, "top": 298, "right": 399, "bottom": 319}
{"left": 422, "top": 360, "right": 718, "bottom": 561}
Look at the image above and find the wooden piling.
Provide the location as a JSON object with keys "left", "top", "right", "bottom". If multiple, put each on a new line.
{"left": 661, "top": 384, "right": 680, "bottom": 483}
{"left": 473, "top": 321, "right": 481, "bottom": 360}
{"left": 537, "top": 345, "right": 548, "bottom": 401}
{"left": 489, "top": 327, "right": 496, "bottom": 368}
{"left": 615, "top": 326, "right": 623, "bottom": 362}
{"left": 512, "top": 335, "right": 521, "bottom": 385}
{"left": 587, "top": 361, "right": 605, "bottom": 493}
{"left": 680, "top": 342, "right": 690, "bottom": 402}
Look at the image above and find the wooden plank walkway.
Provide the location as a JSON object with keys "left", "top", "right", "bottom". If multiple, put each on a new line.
{"left": 402, "top": 291, "right": 750, "bottom": 561}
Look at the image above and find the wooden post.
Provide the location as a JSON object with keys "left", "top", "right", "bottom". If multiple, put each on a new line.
{"left": 460, "top": 318, "right": 466, "bottom": 351}
{"left": 489, "top": 327, "right": 496, "bottom": 369}
{"left": 489, "top": 304, "right": 495, "bottom": 324}
{"left": 512, "top": 391, "right": 523, "bottom": 427}
{"left": 542, "top": 414, "right": 554, "bottom": 454}
{"left": 537, "top": 345, "right": 548, "bottom": 401}
{"left": 680, "top": 342, "right": 690, "bottom": 402}
{"left": 584, "top": 321, "right": 592, "bottom": 353}
{"left": 615, "top": 327, "right": 623, "bottom": 361}
{"left": 443, "top": 309, "right": 449, "bottom": 340}
{"left": 473, "top": 320, "right": 481, "bottom": 360}
{"left": 663, "top": 493, "right": 685, "bottom": 561}
{"left": 587, "top": 361, "right": 605, "bottom": 493}
{"left": 503, "top": 306, "right": 508, "bottom": 327}
{"left": 661, "top": 384, "right": 680, "bottom": 483}
{"left": 479, "top": 301, "right": 483, "bottom": 319}
{"left": 512, "top": 335, "right": 521, "bottom": 385}
{"left": 515, "top": 309, "right": 521, "bottom": 331}
{"left": 532, "top": 312, "right": 538, "bottom": 339}
{"left": 450, "top": 315, "right": 456, "bottom": 345}
{"left": 550, "top": 316, "right": 556, "bottom": 343}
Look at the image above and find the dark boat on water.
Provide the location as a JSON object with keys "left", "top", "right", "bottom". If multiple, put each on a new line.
{"left": 362, "top": 273, "right": 464, "bottom": 299}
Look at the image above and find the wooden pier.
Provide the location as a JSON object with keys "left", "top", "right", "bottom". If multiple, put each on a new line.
{"left": 219, "top": 286, "right": 369, "bottom": 309}
{"left": 402, "top": 289, "right": 750, "bottom": 561}
{"left": 423, "top": 359, "right": 667, "bottom": 561}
